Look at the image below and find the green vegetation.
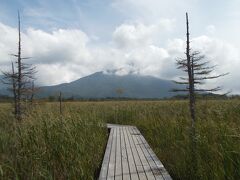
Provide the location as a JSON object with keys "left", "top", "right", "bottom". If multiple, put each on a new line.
{"left": 1, "top": 100, "right": 240, "bottom": 179}
{"left": 0, "top": 103, "right": 107, "bottom": 179}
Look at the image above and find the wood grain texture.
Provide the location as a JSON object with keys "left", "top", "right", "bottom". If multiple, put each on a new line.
{"left": 99, "top": 124, "right": 172, "bottom": 180}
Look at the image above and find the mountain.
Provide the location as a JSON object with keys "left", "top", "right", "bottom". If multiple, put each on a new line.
{"left": 38, "top": 71, "right": 183, "bottom": 99}
{"left": 0, "top": 75, "right": 9, "bottom": 96}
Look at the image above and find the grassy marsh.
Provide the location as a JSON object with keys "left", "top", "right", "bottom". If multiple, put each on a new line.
{"left": 0, "top": 100, "right": 240, "bottom": 179}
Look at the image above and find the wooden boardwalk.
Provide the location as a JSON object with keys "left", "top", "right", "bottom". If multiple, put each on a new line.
{"left": 99, "top": 124, "right": 172, "bottom": 180}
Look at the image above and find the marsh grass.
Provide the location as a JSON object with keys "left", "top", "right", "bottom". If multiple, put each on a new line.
{"left": 0, "top": 100, "right": 240, "bottom": 179}
{"left": 0, "top": 103, "right": 108, "bottom": 179}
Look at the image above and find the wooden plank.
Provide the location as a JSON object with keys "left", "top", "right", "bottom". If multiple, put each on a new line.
{"left": 132, "top": 128, "right": 164, "bottom": 180}
{"left": 126, "top": 127, "right": 147, "bottom": 180}
{"left": 115, "top": 127, "right": 122, "bottom": 180}
{"left": 99, "top": 124, "right": 172, "bottom": 180}
{"left": 107, "top": 128, "right": 117, "bottom": 180}
{"left": 120, "top": 127, "right": 131, "bottom": 179}
{"left": 129, "top": 127, "right": 155, "bottom": 180}
{"left": 134, "top": 127, "right": 172, "bottom": 180}
{"left": 107, "top": 123, "right": 133, "bottom": 129}
{"left": 99, "top": 128, "right": 114, "bottom": 180}
{"left": 122, "top": 127, "right": 139, "bottom": 180}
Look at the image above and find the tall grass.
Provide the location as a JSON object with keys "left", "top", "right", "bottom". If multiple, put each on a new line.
{"left": 0, "top": 103, "right": 107, "bottom": 179}
{"left": 103, "top": 100, "right": 240, "bottom": 180}
{"left": 0, "top": 100, "right": 240, "bottom": 179}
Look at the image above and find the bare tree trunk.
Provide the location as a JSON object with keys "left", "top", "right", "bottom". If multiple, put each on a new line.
{"left": 16, "top": 11, "right": 22, "bottom": 121}
{"left": 186, "top": 13, "right": 196, "bottom": 128}
{"left": 11, "top": 62, "right": 17, "bottom": 118}
{"left": 186, "top": 12, "right": 197, "bottom": 178}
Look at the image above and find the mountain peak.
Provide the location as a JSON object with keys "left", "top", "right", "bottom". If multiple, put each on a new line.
{"left": 1, "top": 71, "right": 182, "bottom": 99}
{"left": 38, "top": 71, "right": 181, "bottom": 99}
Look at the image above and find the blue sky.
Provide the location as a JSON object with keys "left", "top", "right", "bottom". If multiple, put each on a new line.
{"left": 0, "top": 0, "right": 240, "bottom": 92}
{"left": 0, "top": 0, "right": 124, "bottom": 41}
{"left": 0, "top": 0, "right": 238, "bottom": 43}
{"left": 1, "top": 0, "right": 237, "bottom": 41}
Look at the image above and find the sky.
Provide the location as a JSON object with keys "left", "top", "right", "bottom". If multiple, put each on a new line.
{"left": 0, "top": 0, "right": 239, "bottom": 93}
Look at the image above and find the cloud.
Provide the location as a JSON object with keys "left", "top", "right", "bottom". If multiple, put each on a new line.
{"left": 0, "top": 20, "right": 239, "bottom": 93}
{"left": 113, "top": 20, "right": 175, "bottom": 49}
{"left": 26, "top": 28, "right": 90, "bottom": 64}
{"left": 168, "top": 35, "right": 240, "bottom": 93}
{"left": 0, "top": 22, "right": 92, "bottom": 85}
{"left": 191, "top": 36, "right": 240, "bottom": 93}
{"left": 113, "top": 23, "right": 154, "bottom": 48}
{"left": 0, "top": 23, "right": 18, "bottom": 66}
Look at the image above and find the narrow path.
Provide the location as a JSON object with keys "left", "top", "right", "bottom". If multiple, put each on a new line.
{"left": 99, "top": 124, "right": 172, "bottom": 180}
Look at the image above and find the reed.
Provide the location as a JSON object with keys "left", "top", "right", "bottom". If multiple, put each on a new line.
{"left": 0, "top": 100, "right": 239, "bottom": 179}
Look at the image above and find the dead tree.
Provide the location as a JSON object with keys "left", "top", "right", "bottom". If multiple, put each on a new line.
{"left": 2, "top": 12, "right": 36, "bottom": 121}
{"left": 174, "top": 13, "right": 227, "bottom": 125}
{"left": 173, "top": 12, "right": 227, "bottom": 177}
{"left": 14, "top": 12, "right": 36, "bottom": 120}
{"left": 59, "top": 91, "right": 62, "bottom": 115}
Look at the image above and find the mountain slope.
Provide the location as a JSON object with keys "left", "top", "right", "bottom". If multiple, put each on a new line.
{"left": 39, "top": 72, "right": 183, "bottom": 99}
{"left": 0, "top": 75, "right": 9, "bottom": 95}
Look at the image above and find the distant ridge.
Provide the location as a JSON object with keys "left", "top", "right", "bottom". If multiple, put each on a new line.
{"left": 38, "top": 71, "right": 182, "bottom": 99}
{"left": 0, "top": 72, "right": 184, "bottom": 99}
{"left": 0, "top": 75, "right": 9, "bottom": 96}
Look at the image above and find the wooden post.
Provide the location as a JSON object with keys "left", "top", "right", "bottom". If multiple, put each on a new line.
{"left": 59, "top": 91, "right": 62, "bottom": 115}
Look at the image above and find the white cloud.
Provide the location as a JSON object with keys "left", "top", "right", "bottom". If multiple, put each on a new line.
{"left": 0, "top": 23, "right": 92, "bottom": 85}
{"left": 0, "top": 20, "right": 240, "bottom": 93}
{"left": 26, "top": 28, "right": 90, "bottom": 64}
{"left": 113, "top": 23, "right": 153, "bottom": 48}
{"left": 113, "top": 20, "right": 176, "bottom": 49}
{"left": 168, "top": 35, "right": 240, "bottom": 93}
{"left": 0, "top": 23, "right": 18, "bottom": 66}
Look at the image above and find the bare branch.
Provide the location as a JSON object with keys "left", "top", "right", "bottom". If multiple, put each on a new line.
{"left": 195, "top": 87, "right": 222, "bottom": 92}
{"left": 194, "top": 73, "right": 229, "bottom": 80}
